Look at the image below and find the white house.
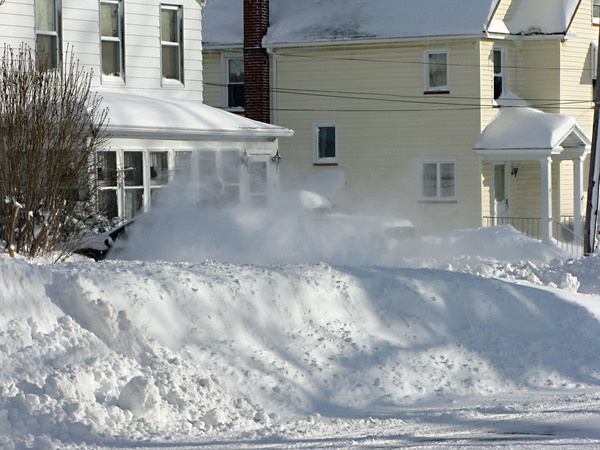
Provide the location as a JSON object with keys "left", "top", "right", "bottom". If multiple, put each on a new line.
{"left": 0, "top": 0, "right": 292, "bottom": 221}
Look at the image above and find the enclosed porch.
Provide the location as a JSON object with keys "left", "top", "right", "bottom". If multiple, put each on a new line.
{"left": 475, "top": 107, "right": 590, "bottom": 256}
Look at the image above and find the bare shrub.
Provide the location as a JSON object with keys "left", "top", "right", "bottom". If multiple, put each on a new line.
{"left": 0, "top": 45, "right": 108, "bottom": 260}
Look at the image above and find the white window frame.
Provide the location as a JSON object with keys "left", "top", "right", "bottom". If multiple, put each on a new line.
{"left": 493, "top": 47, "right": 505, "bottom": 102}
{"left": 35, "top": 0, "right": 62, "bottom": 70}
{"left": 594, "top": 0, "right": 600, "bottom": 25}
{"left": 419, "top": 160, "right": 457, "bottom": 202}
{"left": 424, "top": 49, "right": 450, "bottom": 93}
{"left": 160, "top": 4, "right": 184, "bottom": 85}
{"left": 99, "top": 0, "right": 125, "bottom": 84}
{"left": 313, "top": 122, "right": 338, "bottom": 165}
{"left": 221, "top": 53, "right": 244, "bottom": 112}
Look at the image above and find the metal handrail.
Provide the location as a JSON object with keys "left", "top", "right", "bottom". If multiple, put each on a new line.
{"left": 483, "top": 216, "right": 583, "bottom": 257}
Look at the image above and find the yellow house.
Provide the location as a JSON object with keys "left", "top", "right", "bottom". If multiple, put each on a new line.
{"left": 202, "top": 0, "right": 597, "bottom": 252}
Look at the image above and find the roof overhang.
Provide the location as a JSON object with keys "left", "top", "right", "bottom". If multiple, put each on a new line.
{"left": 474, "top": 107, "right": 590, "bottom": 162}
{"left": 97, "top": 90, "right": 293, "bottom": 142}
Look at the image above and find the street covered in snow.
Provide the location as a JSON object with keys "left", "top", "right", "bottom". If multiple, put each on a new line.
{"left": 2, "top": 195, "right": 600, "bottom": 448}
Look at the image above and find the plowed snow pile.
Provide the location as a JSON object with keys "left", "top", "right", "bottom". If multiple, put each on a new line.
{"left": 3, "top": 220, "right": 600, "bottom": 448}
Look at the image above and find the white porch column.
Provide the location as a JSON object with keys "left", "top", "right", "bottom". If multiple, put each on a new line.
{"left": 574, "top": 156, "right": 584, "bottom": 239}
{"left": 540, "top": 157, "right": 552, "bottom": 245}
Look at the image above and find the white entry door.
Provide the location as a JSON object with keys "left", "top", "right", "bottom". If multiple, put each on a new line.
{"left": 493, "top": 163, "right": 509, "bottom": 220}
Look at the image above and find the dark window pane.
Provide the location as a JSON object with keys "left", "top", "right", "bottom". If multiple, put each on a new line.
{"left": 428, "top": 53, "right": 447, "bottom": 88}
{"left": 36, "top": 34, "right": 58, "bottom": 69}
{"left": 124, "top": 189, "right": 143, "bottom": 219}
{"left": 228, "top": 84, "right": 244, "bottom": 108}
{"left": 162, "top": 45, "right": 180, "bottom": 80}
{"left": 494, "top": 75, "right": 503, "bottom": 100}
{"left": 422, "top": 163, "right": 437, "bottom": 198}
{"left": 318, "top": 126, "right": 336, "bottom": 159}
{"left": 228, "top": 59, "right": 243, "bottom": 83}
{"left": 161, "top": 9, "right": 178, "bottom": 42}
{"left": 440, "top": 163, "right": 455, "bottom": 198}
{"left": 97, "top": 151, "right": 117, "bottom": 187}
{"left": 36, "top": 0, "right": 56, "bottom": 32}
{"left": 124, "top": 152, "right": 143, "bottom": 186}
{"left": 101, "top": 3, "right": 119, "bottom": 37}
{"left": 101, "top": 41, "right": 120, "bottom": 76}
{"left": 99, "top": 190, "right": 118, "bottom": 219}
{"left": 150, "top": 152, "right": 169, "bottom": 186}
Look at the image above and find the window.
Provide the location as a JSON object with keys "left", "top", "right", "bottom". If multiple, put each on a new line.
{"left": 161, "top": 5, "right": 184, "bottom": 83}
{"left": 424, "top": 50, "right": 449, "bottom": 93}
{"left": 493, "top": 48, "right": 504, "bottom": 100}
{"left": 420, "top": 161, "right": 456, "bottom": 201}
{"left": 36, "top": 0, "right": 61, "bottom": 69}
{"left": 97, "top": 151, "right": 118, "bottom": 219}
{"left": 314, "top": 123, "right": 338, "bottom": 165}
{"left": 223, "top": 55, "right": 244, "bottom": 109}
{"left": 594, "top": 0, "right": 600, "bottom": 24}
{"left": 100, "top": 0, "right": 124, "bottom": 80}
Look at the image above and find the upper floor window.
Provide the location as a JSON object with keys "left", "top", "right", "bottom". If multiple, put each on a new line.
{"left": 594, "top": 0, "right": 600, "bottom": 24}
{"left": 493, "top": 48, "right": 505, "bottom": 100}
{"left": 36, "top": 0, "right": 61, "bottom": 70}
{"left": 424, "top": 50, "right": 449, "bottom": 93}
{"left": 222, "top": 55, "right": 244, "bottom": 109}
{"left": 420, "top": 160, "right": 456, "bottom": 201}
{"left": 100, "top": 0, "right": 124, "bottom": 80}
{"left": 161, "top": 5, "right": 184, "bottom": 83}
{"left": 314, "top": 123, "right": 338, "bottom": 165}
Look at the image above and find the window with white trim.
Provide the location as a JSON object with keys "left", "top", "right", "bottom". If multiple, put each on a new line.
{"left": 420, "top": 161, "right": 456, "bottom": 201}
{"left": 36, "top": 0, "right": 61, "bottom": 70}
{"left": 222, "top": 55, "right": 244, "bottom": 109}
{"left": 314, "top": 123, "right": 338, "bottom": 165}
{"left": 161, "top": 4, "right": 184, "bottom": 83}
{"left": 493, "top": 48, "right": 505, "bottom": 100}
{"left": 594, "top": 0, "right": 600, "bottom": 24}
{"left": 100, "top": 0, "right": 124, "bottom": 80}
{"left": 424, "top": 50, "right": 449, "bottom": 93}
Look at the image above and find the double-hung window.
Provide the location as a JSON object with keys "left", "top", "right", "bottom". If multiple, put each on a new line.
{"left": 36, "top": 0, "right": 61, "bottom": 70}
{"left": 223, "top": 55, "right": 244, "bottom": 109}
{"left": 594, "top": 0, "right": 600, "bottom": 24}
{"left": 314, "top": 123, "right": 338, "bottom": 165}
{"left": 493, "top": 48, "right": 505, "bottom": 100}
{"left": 100, "top": 0, "right": 124, "bottom": 80}
{"left": 161, "top": 5, "right": 184, "bottom": 83}
{"left": 424, "top": 50, "right": 449, "bottom": 93}
{"left": 420, "top": 161, "right": 456, "bottom": 201}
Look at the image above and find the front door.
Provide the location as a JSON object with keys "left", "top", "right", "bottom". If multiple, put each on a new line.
{"left": 493, "top": 163, "right": 509, "bottom": 222}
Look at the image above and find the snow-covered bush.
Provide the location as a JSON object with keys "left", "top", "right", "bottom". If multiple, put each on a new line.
{"left": 0, "top": 45, "right": 108, "bottom": 260}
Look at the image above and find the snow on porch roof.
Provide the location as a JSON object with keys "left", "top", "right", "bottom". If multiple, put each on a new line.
{"left": 474, "top": 107, "right": 590, "bottom": 159}
{"left": 96, "top": 90, "right": 293, "bottom": 140}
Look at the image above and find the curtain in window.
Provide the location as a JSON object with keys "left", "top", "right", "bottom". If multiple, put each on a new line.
{"left": 124, "top": 152, "right": 143, "bottom": 187}
{"left": 428, "top": 53, "right": 447, "bottom": 89}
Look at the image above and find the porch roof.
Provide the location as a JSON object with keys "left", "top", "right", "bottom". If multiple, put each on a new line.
{"left": 474, "top": 107, "right": 590, "bottom": 161}
{"left": 96, "top": 90, "right": 293, "bottom": 141}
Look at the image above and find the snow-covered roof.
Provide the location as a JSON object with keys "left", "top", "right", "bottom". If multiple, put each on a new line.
{"left": 202, "top": 0, "right": 580, "bottom": 46}
{"left": 488, "top": 0, "right": 580, "bottom": 35}
{"left": 96, "top": 90, "right": 293, "bottom": 140}
{"left": 474, "top": 107, "right": 590, "bottom": 157}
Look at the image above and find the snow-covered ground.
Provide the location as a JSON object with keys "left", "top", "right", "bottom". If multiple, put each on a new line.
{"left": 3, "top": 200, "right": 600, "bottom": 448}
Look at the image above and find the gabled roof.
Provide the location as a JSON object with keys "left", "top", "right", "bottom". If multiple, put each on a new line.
{"left": 202, "top": 0, "right": 580, "bottom": 46}
{"left": 97, "top": 90, "right": 293, "bottom": 141}
{"left": 474, "top": 106, "right": 590, "bottom": 160}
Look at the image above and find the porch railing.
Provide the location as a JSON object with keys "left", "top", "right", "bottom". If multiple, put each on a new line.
{"left": 483, "top": 216, "right": 584, "bottom": 257}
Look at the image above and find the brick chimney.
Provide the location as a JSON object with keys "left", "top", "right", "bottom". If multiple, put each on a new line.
{"left": 243, "top": 0, "right": 270, "bottom": 123}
